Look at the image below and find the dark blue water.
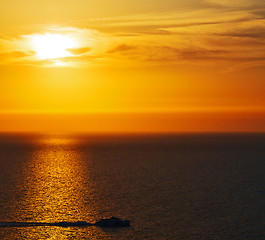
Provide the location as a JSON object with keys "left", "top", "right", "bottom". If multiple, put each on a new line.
{"left": 0, "top": 133, "right": 264, "bottom": 239}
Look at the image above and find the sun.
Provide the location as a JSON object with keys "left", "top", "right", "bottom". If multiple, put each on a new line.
{"left": 30, "top": 33, "right": 77, "bottom": 60}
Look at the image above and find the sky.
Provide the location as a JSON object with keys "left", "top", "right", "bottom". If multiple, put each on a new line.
{"left": 0, "top": 0, "right": 265, "bottom": 132}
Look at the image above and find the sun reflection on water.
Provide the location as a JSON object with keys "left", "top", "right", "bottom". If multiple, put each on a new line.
{"left": 20, "top": 135, "right": 98, "bottom": 239}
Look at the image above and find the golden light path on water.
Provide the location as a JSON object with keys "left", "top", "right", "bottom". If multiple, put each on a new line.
{"left": 18, "top": 135, "right": 100, "bottom": 239}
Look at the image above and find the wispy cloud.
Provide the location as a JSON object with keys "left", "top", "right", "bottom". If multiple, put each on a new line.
{"left": 67, "top": 47, "right": 91, "bottom": 55}
{"left": 203, "top": 0, "right": 265, "bottom": 8}
{"left": 107, "top": 44, "right": 137, "bottom": 53}
{"left": 0, "top": 26, "right": 107, "bottom": 67}
{"left": 0, "top": 50, "right": 33, "bottom": 58}
{"left": 1, "top": 2, "right": 265, "bottom": 70}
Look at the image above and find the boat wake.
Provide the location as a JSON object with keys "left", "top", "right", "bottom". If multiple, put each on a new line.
{"left": 0, "top": 221, "right": 92, "bottom": 228}
{"left": 0, "top": 217, "right": 131, "bottom": 228}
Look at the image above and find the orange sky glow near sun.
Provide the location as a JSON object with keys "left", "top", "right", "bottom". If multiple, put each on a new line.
{"left": 0, "top": 0, "right": 264, "bottom": 132}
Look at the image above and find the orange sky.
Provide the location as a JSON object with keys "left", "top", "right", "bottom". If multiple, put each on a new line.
{"left": 0, "top": 0, "right": 264, "bottom": 132}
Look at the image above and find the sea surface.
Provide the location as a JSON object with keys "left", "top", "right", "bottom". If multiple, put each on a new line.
{"left": 0, "top": 133, "right": 264, "bottom": 239}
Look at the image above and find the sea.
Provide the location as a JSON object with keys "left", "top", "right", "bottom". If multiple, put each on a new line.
{"left": 0, "top": 133, "right": 264, "bottom": 239}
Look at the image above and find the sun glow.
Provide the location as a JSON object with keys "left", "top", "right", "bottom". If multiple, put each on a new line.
{"left": 30, "top": 33, "right": 77, "bottom": 60}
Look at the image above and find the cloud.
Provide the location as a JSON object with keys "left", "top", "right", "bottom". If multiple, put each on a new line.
{"left": 178, "top": 49, "right": 229, "bottom": 60}
{"left": 2, "top": 51, "right": 33, "bottom": 58}
{"left": 130, "top": 18, "right": 253, "bottom": 36}
{"left": 1, "top": 7, "right": 265, "bottom": 70}
{"left": 203, "top": 0, "right": 265, "bottom": 8}
{"left": 144, "top": 47, "right": 230, "bottom": 62}
{"left": 105, "top": 44, "right": 230, "bottom": 62}
{"left": 0, "top": 51, "right": 35, "bottom": 64}
{"left": 216, "top": 25, "right": 265, "bottom": 39}
{"left": 67, "top": 47, "right": 91, "bottom": 55}
{"left": 253, "top": 9, "right": 265, "bottom": 18}
{"left": 108, "top": 44, "right": 137, "bottom": 53}
{"left": 0, "top": 36, "right": 14, "bottom": 41}
{"left": 104, "top": 40, "right": 265, "bottom": 68}
{"left": 91, "top": 10, "right": 262, "bottom": 37}
{"left": 0, "top": 26, "right": 109, "bottom": 67}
